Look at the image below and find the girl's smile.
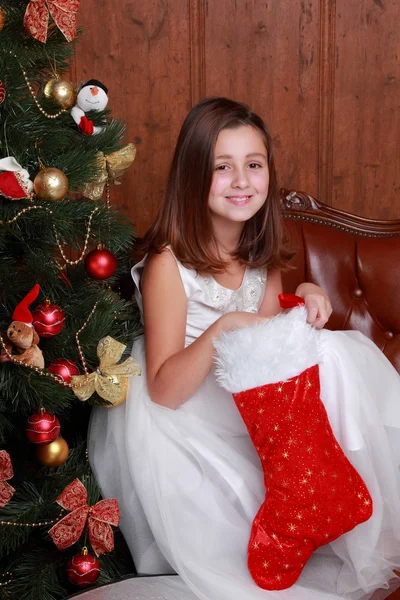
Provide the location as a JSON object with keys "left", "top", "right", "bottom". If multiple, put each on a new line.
{"left": 225, "top": 195, "right": 253, "bottom": 206}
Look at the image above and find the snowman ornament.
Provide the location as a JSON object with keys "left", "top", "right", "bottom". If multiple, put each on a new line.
{"left": 71, "top": 79, "right": 108, "bottom": 135}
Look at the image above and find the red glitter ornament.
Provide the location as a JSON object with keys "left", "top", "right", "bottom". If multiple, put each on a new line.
{"left": 84, "top": 246, "right": 117, "bottom": 280}
{"left": 66, "top": 547, "right": 101, "bottom": 588}
{"left": 0, "top": 81, "right": 5, "bottom": 105}
{"left": 48, "top": 359, "right": 79, "bottom": 384}
{"left": 25, "top": 410, "right": 60, "bottom": 445}
{"left": 32, "top": 299, "right": 65, "bottom": 338}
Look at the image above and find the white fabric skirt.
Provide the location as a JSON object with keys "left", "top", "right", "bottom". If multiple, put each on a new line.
{"left": 88, "top": 330, "right": 400, "bottom": 600}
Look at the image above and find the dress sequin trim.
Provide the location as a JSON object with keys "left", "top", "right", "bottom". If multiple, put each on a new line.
{"left": 202, "top": 269, "right": 266, "bottom": 314}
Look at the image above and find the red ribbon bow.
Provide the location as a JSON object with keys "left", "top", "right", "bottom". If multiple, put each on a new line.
{"left": 48, "top": 478, "right": 120, "bottom": 556}
{"left": 0, "top": 450, "right": 15, "bottom": 509}
{"left": 24, "top": 0, "right": 80, "bottom": 44}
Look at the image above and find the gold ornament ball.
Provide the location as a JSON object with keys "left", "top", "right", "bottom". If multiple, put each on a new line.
{"left": 34, "top": 168, "right": 68, "bottom": 201}
{"left": 36, "top": 436, "right": 69, "bottom": 467}
{"left": 44, "top": 78, "right": 76, "bottom": 109}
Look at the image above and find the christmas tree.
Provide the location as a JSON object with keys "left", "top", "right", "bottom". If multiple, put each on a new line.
{"left": 0, "top": 2, "right": 140, "bottom": 598}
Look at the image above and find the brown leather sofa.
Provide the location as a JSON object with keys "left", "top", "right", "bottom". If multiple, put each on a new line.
{"left": 281, "top": 189, "right": 400, "bottom": 375}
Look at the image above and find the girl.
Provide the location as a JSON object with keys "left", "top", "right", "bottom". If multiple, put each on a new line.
{"left": 89, "top": 98, "right": 400, "bottom": 600}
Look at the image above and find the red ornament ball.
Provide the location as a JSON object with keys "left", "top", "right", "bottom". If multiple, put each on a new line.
{"left": 32, "top": 300, "right": 65, "bottom": 338}
{"left": 48, "top": 359, "right": 79, "bottom": 384}
{"left": 66, "top": 549, "right": 101, "bottom": 588}
{"left": 26, "top": 411, "right": 60, "bottom": 445}
{"left": 0, "top": 80, "right": 5, "bottom": 104}
{"left": 85, "top": 247, "right": 117, "bottom": 280}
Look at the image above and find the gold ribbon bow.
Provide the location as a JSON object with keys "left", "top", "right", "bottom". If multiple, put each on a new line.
{"left": 82, "top": 143, "right": 136, "bottom": 201}
{"left": 71, "top": 336, "right": 141, "bottom": 406}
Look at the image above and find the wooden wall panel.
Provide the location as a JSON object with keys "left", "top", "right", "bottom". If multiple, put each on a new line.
{"left": 333, "top": 0, "right": 400, "bottom": 218}
{"left": 74, "top": 0, "right": 400, "bottom": 234}
{"left": 205, "top": 1, "right": 321, "bottom": 199}
{"left": 75, "top": 0, "right": 192, "bottom": 235}
{"left": 317, "top": 0, "right": 336, "bottom": 206}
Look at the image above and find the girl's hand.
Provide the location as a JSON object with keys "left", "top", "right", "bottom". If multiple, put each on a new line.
{"left": 295, "top": 283, "right": 332, "bottom": 329}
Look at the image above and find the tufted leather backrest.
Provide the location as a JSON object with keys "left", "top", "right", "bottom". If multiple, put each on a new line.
{"left": 280, "top": 190, "right": 400, "bottom": 374}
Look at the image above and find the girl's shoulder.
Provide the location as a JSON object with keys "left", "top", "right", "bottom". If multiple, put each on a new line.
{"left": 132, "top": 247, "right": 198, "bottom": 301}
{"left": 143, "top": 247, "right": 176, "bottom": 276}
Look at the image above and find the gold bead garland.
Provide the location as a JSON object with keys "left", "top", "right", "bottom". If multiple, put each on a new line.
{"left": 105, "top": 181, "right": 113, "bottom": 247}
{"left": 0, "top": 204, "right": 52, "bottom": 225}
{"left": 0, "top": 511, "right": 63, "bottom": 528}
{"left": 0, "top": 572, "right": 12, "bottom": 587}
{"left": 105, "top": 181, "right": 111, "bottom": 212}
{"left": 5, "top": 50, "right": 67, "bottom": 119}
{"left": 52, "top": 207, "right": 99, "bottom": 266}
{"left": 0, "top": 204, "right": 99, "bottom": 267}
{"left": 75, "top": 301, "right": 100, "bottom": 375}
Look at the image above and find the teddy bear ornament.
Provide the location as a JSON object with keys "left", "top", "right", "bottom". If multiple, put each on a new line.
{"left": 0, "top": 284, "right": 44, "bottom": 369}
{"left": 71, "top": 79, "right": 108, "bottom": 135}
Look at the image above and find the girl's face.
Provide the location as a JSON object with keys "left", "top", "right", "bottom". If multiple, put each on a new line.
{"left": 208, "top": 125, "right": 270, "bottom": 228}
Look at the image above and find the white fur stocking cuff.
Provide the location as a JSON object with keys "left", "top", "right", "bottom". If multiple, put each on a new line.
{"left": 213, "top": 307, "right": 320, "bottom": 393}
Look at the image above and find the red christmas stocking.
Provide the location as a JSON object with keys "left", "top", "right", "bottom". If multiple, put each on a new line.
{"left": 214, "top": 295, "right": 372, "bottom": 591}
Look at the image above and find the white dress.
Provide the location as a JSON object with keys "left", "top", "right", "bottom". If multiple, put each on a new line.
{"left": 88, "top": 252, "right": 400, "bottom": 600}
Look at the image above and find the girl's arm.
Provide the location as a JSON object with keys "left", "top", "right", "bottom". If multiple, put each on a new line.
{"left": 141, "top": 250, "right": 268, "bottom": 409}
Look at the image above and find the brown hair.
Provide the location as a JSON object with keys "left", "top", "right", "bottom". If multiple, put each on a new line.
{"left": 141, "top": 97, "right": 292, "bottom": 273}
